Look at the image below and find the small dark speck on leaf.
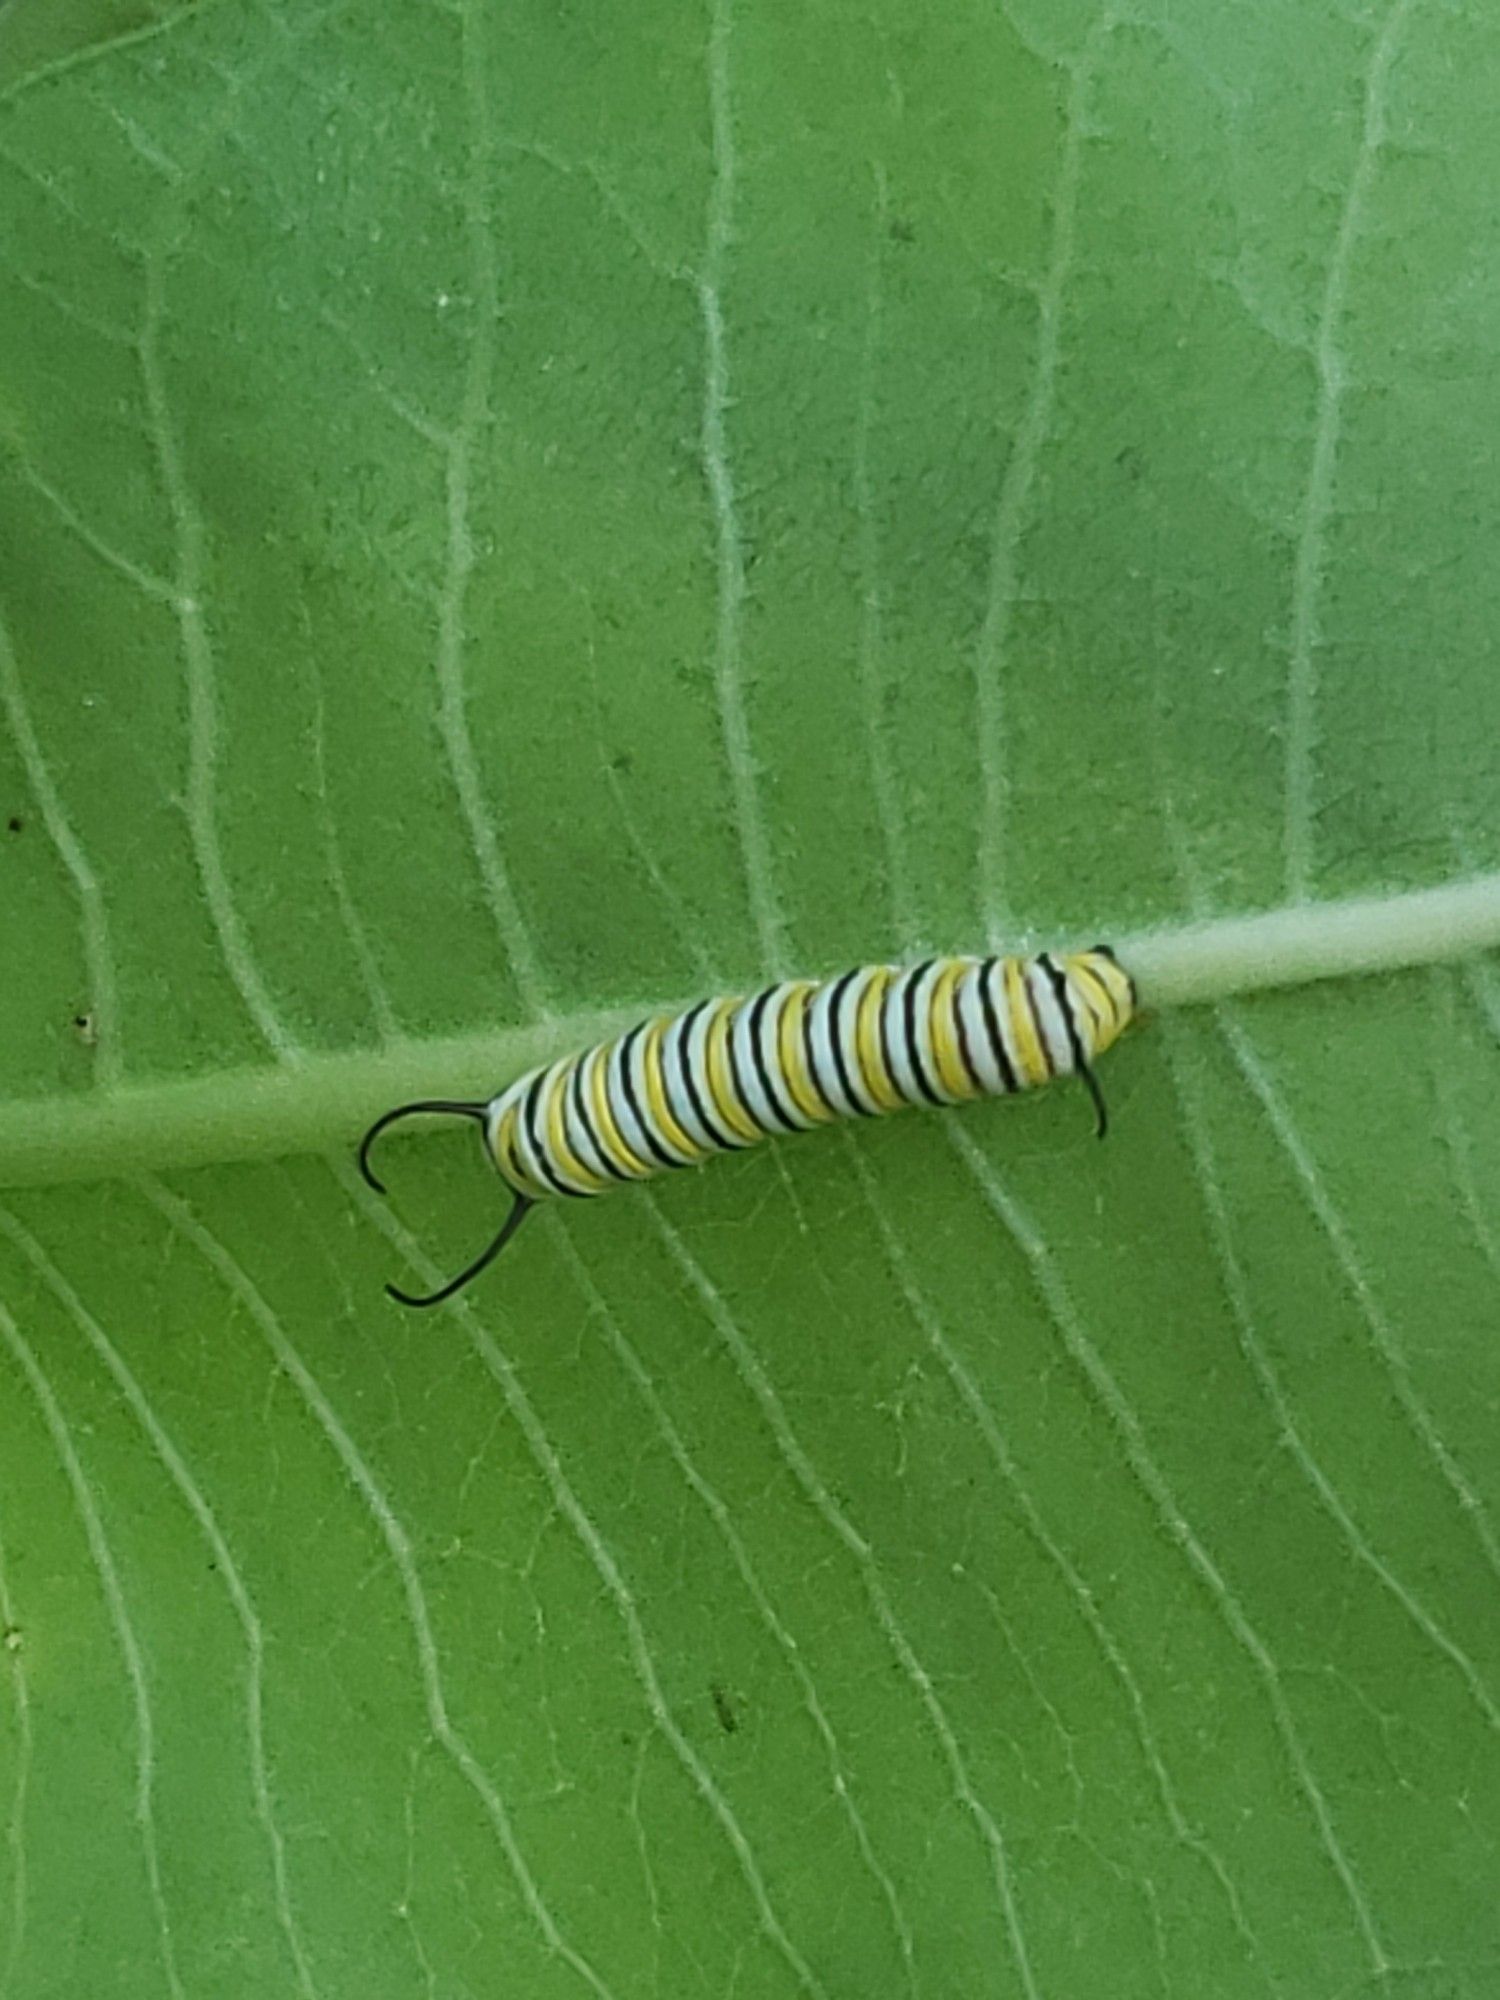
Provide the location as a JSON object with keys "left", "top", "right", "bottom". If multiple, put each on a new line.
{"left": 889, "top": 216, "right": 916, "bottom": 244}
{"left": 610, "top": 752, "right": 634, "bottom": 778}
{"left": 2, "top": 1625, "right": 20, "bottom": 1653}
{"left": 6, "top": 816, "right": 22, "bottom": 834}
{"left": 710, "top": 1684, "right": 738, "bottom": 1734}
{"left": 73, "top": 1013, "right": 97, "bottom": 1046}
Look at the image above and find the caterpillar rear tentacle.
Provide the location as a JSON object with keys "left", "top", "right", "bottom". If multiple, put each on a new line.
{"left": 360, "top": 947, "right": 1137, "bottom": 1307}
{"left": 358, "top": 1098, "right": 489, "bottom": 1195}
{"left": 385, "top": 1185, "right": 533, "bottom": 1311}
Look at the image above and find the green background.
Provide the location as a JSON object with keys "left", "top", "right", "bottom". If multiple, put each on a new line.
{"left": 1, "top": 0, "right": 1498, "bottom": 1993}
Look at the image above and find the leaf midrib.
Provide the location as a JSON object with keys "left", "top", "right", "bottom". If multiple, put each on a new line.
{"left": 3, "top": 872, "right": 1498, "bottom": 1189}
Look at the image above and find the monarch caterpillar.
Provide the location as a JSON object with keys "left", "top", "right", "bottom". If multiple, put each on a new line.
{"left": 360, "top": 947, "right": 1136, "bottom": 1307}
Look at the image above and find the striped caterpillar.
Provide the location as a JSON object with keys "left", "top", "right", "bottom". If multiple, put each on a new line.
{"left": 360, "top": 948, "right": 1136, "bottom": 1306}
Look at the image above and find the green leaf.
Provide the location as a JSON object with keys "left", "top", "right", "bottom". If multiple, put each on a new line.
{"left": 2, "top": 2, "right": 1499, "bottom": 1995}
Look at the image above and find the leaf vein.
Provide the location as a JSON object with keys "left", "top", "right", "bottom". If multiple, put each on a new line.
{"left": 142, "top": 1175, "right": 622, "bottom": 2000}
{"left": 1220, "top": 1006, "right": 1500, "bottom": 1583}
{"left": 1166, "top": 1017, "right": 1500, "bottom": 1734}
{"left": 975, "top": 12, "right": 1116, "bottom": 936}
{"left": 0, "top": 1510, "right": 31, "bottom": 1997}
{"left": 0, "top": 1205, "right": 323, "bottom": 1999}
{"left": 849, "top": 1135, "right": 1271, "bottom": 1974}
{"left": 1284, "top": 0, "right": 1415, "bottom": 898}
{"left": 138, "top": 249, "right": 300, "bottom": 1062}
{"left": 948, "top": 1127, "right": 1392, "bottom": 1973}
{"left": 430, "top": 0, "right": 551, "bottom": 1011}
{"left": 0, "top": 1295, "right": 187, "bottom": 1999}
{"left": 699, "top": 0, "right": 789, "bottom": 972}
{"left": 557, "top": 1225, "right": 921, "bottom": 1995}
{"left": 0, "top": 608, "right": 124, "bottom": 1085}
{"left": 646, "top": 1193, "right": 1044, "bottom": 2000}
{"left": 350, "top": 1168, "right": 832, "bottom": 2000}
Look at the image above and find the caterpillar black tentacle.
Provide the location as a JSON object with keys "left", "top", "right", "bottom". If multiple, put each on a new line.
{"left": 361, "top": 948, "right": 1136, "bottom": 1306}
{"left": 358, "top": 1099, "right": 489, "bottom": 1196}
{"left": 384, "top": 1189, "right": 533, "bottom": 1311}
